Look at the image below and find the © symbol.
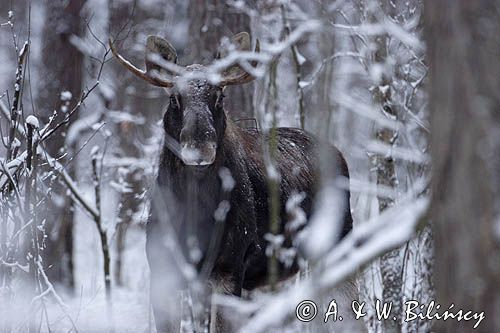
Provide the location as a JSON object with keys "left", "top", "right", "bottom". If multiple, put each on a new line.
{"left": 295, "top": 300, "right": 318, "bottom": 322}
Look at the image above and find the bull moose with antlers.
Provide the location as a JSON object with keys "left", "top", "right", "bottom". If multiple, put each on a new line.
{"left": 110, "top": 32, "right": 352, "bottom": 332}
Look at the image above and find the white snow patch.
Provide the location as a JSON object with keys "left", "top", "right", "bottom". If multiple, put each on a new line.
{"left": 295, "top": 49, "right": 306, "bottom": 65}
{"left": 379, "top": 84, "right": 390, "bottom": 95}
{"left": 218, "top": 167, "right": 235, "bottom": 192}
{"left": 19, "top": 41, "right": 29, "bottom": 56}
{"left": 99, "top": 81, "right": 115, "bottom": 101}
{"left": 214, "top": 200, "right": 231, "bottom": 221}
{"left": 26, "top": 115, "right": 40, "bottom": 128}
{"left": 369, "top": 63, "right": 385, "bottom": 84}
{"left": 90, "top": 145, "right": 100, "bottom": 158}
{"left": 264, "top": 233, "right": 284, "bottom": 256}
{"left": 301, "top": 183, "right": 344, "bottom": 260}
{"left": 298, "top": 80, "right": 310, "bottom": 88}
{"left": 11, "top": 137, "right": 21, "bottom": 149}
{"left": 60, "top": 91, "right": 73, "bottom": 101}
{"left": 285, "top": 192, "right": 307, "bottom": 232}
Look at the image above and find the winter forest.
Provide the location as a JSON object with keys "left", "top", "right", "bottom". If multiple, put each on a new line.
{"left": 0, "top": 0, "right": 499, "bottom": 332}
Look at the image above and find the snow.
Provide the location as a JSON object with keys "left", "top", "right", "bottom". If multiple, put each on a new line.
{"left": 331, "top": 22, "right": 422, "bottom": 50}
{"left": 366, "top": 139, "right": 428, "bottom": 164}
{"left": 264, "top": 233, "right": 285, "bottom": 256}
{"left": 265, "top": 162, "right": 279, "bottom": 181}
{"left": 19, "top": 41, "right": 29, "bottom": 57}
{"left": 369, "top": 63, "right": 384, "bottom": 84}
{"left": 0, "top": 1, "right": 435, "bottom": 332}
{"left": 0, "top": 151, "right": 26, "bottom": 188}
{"left": 213, "top": 200, "right": 230, "bottom": 222}
{"left": 298, "top": 80, "right": 310, "bottom": 88}
{"left": 241, "top": 198, "right": 429, "bottom": 333}
{"left": 60, "top": 91, "right": 73, "bottom": 101}
{"left": 71, "top": 213, "right": 150, "bottom": 332}
{"left": 109, "top": 180, "right": 134, "bottom": 194}
{"left": 11, "top": 137, "right": 21, "bottom": 148}
{"left": 295, "top": 49, "right": 306, "bottom": 65}
{"left": 91, "top": 122, "right": 104, "bottom": 131}
{"left": 218, "top": 167, "right": 235, "bottom": 191}
{"left": 90, "top": 145, "right": 100, "bottom": 157}
{"left": 301, "top": 183, "right": 344, "bottom": 260}
{"left": 378, "top": 84, "right": 390, "bottom": 95}
{"left": 180, "top": 146, "right": 201, "bottom": 163}
{"left": 285, "top": 192, "right": 307, "bottom": 232}
{"left": 66, "top": 112, "right": 102, "bottom": 146}
{"left": 98, "top": 81, "right": 115, "bottom": 101}
{"left": 26, "top": 115, "right": 40, "bottom": 128}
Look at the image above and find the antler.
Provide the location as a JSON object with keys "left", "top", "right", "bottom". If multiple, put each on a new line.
{"left": 109, "top": 33, "right": 259, "bottom": 88}
{"left": 108, "top": 39, "right": 175, "bottom": 88}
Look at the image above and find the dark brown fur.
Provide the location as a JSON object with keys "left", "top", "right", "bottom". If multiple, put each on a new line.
{"left": 146, "top": 81, "right": 352, "bottom": 331}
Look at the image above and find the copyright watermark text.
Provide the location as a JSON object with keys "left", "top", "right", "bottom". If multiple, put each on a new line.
{"left": 295, "top": 299, "right": 485, "bottom": 329}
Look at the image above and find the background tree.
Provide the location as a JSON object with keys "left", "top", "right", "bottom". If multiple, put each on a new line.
{"left": 425, "top": 0, "right": 500, "bottom": 332}
{"left": 36, "top": 0, "right": 86, "bottom": 289}
{"left": 105, "top": 0, "right": 189, "bottom": 288}
{"left": 107, "top": 0, "right": 163, "bottom": 288}
{"left": 186, "top": 0, "right": 253, "bottom": 120}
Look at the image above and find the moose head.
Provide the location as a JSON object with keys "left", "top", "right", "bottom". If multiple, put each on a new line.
{"left": 109, "top": 33, "right": 259, "bottom": 167}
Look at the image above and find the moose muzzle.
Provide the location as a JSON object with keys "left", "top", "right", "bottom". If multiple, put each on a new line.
{"left": 180, "top": 141, "right": 217, "bottom": 166}
{"left": 179, "top": 104, "right": 218, "bottom": 166}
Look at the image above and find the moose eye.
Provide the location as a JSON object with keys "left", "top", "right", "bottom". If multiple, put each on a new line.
{"left": 170, "top": 94, "right": 181, "bottom": 110}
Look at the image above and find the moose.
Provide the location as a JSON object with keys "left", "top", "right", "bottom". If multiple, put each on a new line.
{"left": 110, "top": 32, "right": 353, "bottom": 332}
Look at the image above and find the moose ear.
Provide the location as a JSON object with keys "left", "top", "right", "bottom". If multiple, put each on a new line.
{"left": 230, "top": 32, "right": 251, "bottom": 52}
{"left": 217, "top": 32, "right": 251, "bottom": 58}
{"left": 145, "top": 35, "right": 177, "bottom": 75}
{"left": 218, "top": 32, "right": 259, "bottom": 86}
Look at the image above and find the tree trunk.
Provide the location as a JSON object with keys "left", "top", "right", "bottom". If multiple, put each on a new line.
{"left": 425, "top": 1, "right": 500, "bottom": 332}
{"left": 108, "top": 0, "right": 169, "bottom": 286}
{"left": 108, "top": 0, "right": 139, "bottom": 289}
{"left": 368, "top": 3, "right": 403, "bottom": 331}
{"left": 186, "top": 0, "right": 254, "bottom": 121}
{"left": 36, "top": 0, "right": 86, "bottom": 289}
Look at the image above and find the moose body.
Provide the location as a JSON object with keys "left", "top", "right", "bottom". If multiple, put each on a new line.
{"left": 149, "top": 116, "right": 352, "bottom": 288}
{"left": 110, "top": 32, "right": 352, "bottom": 332}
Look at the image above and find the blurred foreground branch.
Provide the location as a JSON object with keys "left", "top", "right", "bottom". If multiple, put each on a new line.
{"left": 222, "top": 197, "right": 428, "bottom": 333}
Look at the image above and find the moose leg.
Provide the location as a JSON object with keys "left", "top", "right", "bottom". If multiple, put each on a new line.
{"left": 147, "top": 232, "right": 184, "bottom": 332}
{"left": 150, "top": 271, "right": 181, "bottom": 333}
{"left": 209, "top": 266, "right": 245, "bottom": 332}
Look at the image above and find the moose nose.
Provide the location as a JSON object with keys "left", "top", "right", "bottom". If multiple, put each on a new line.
{"left": 180, "top": 141, "right": 217, "bottom": 166}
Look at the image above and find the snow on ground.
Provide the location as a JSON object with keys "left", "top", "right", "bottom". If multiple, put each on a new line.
{"left": 0, "top": 223, "right": 151, "bottom": 333}
{"left": 53, "top": 190, "right": 152, "bottom": 332}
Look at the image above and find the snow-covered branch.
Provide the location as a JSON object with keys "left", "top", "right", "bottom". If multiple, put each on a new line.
{"left": 236, "top": 197, "right": 428, "bottom": 333}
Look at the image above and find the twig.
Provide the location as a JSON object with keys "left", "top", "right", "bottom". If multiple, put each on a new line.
{"left": 90, "top": 147, "right": 111, "bottom": 296}
{"left": 0, "top": 100, "right": 99, "bottom": 220}
{"left": 32, "top": 259, "right": 79, "bottom": 332}
{"left": 0, "top": 161, "right": 24, "bottom": 215}
{"left": 6, "top": 42, "right": 29, "bottom": 161}
{"left": 39, "top": 45, "right": 111, "bottom": 143}
{"left": 281, "top": 4, "right": 305, "bottom": 128}
{"left": 91, "top": 147, "right": 114, "bottom": 332}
